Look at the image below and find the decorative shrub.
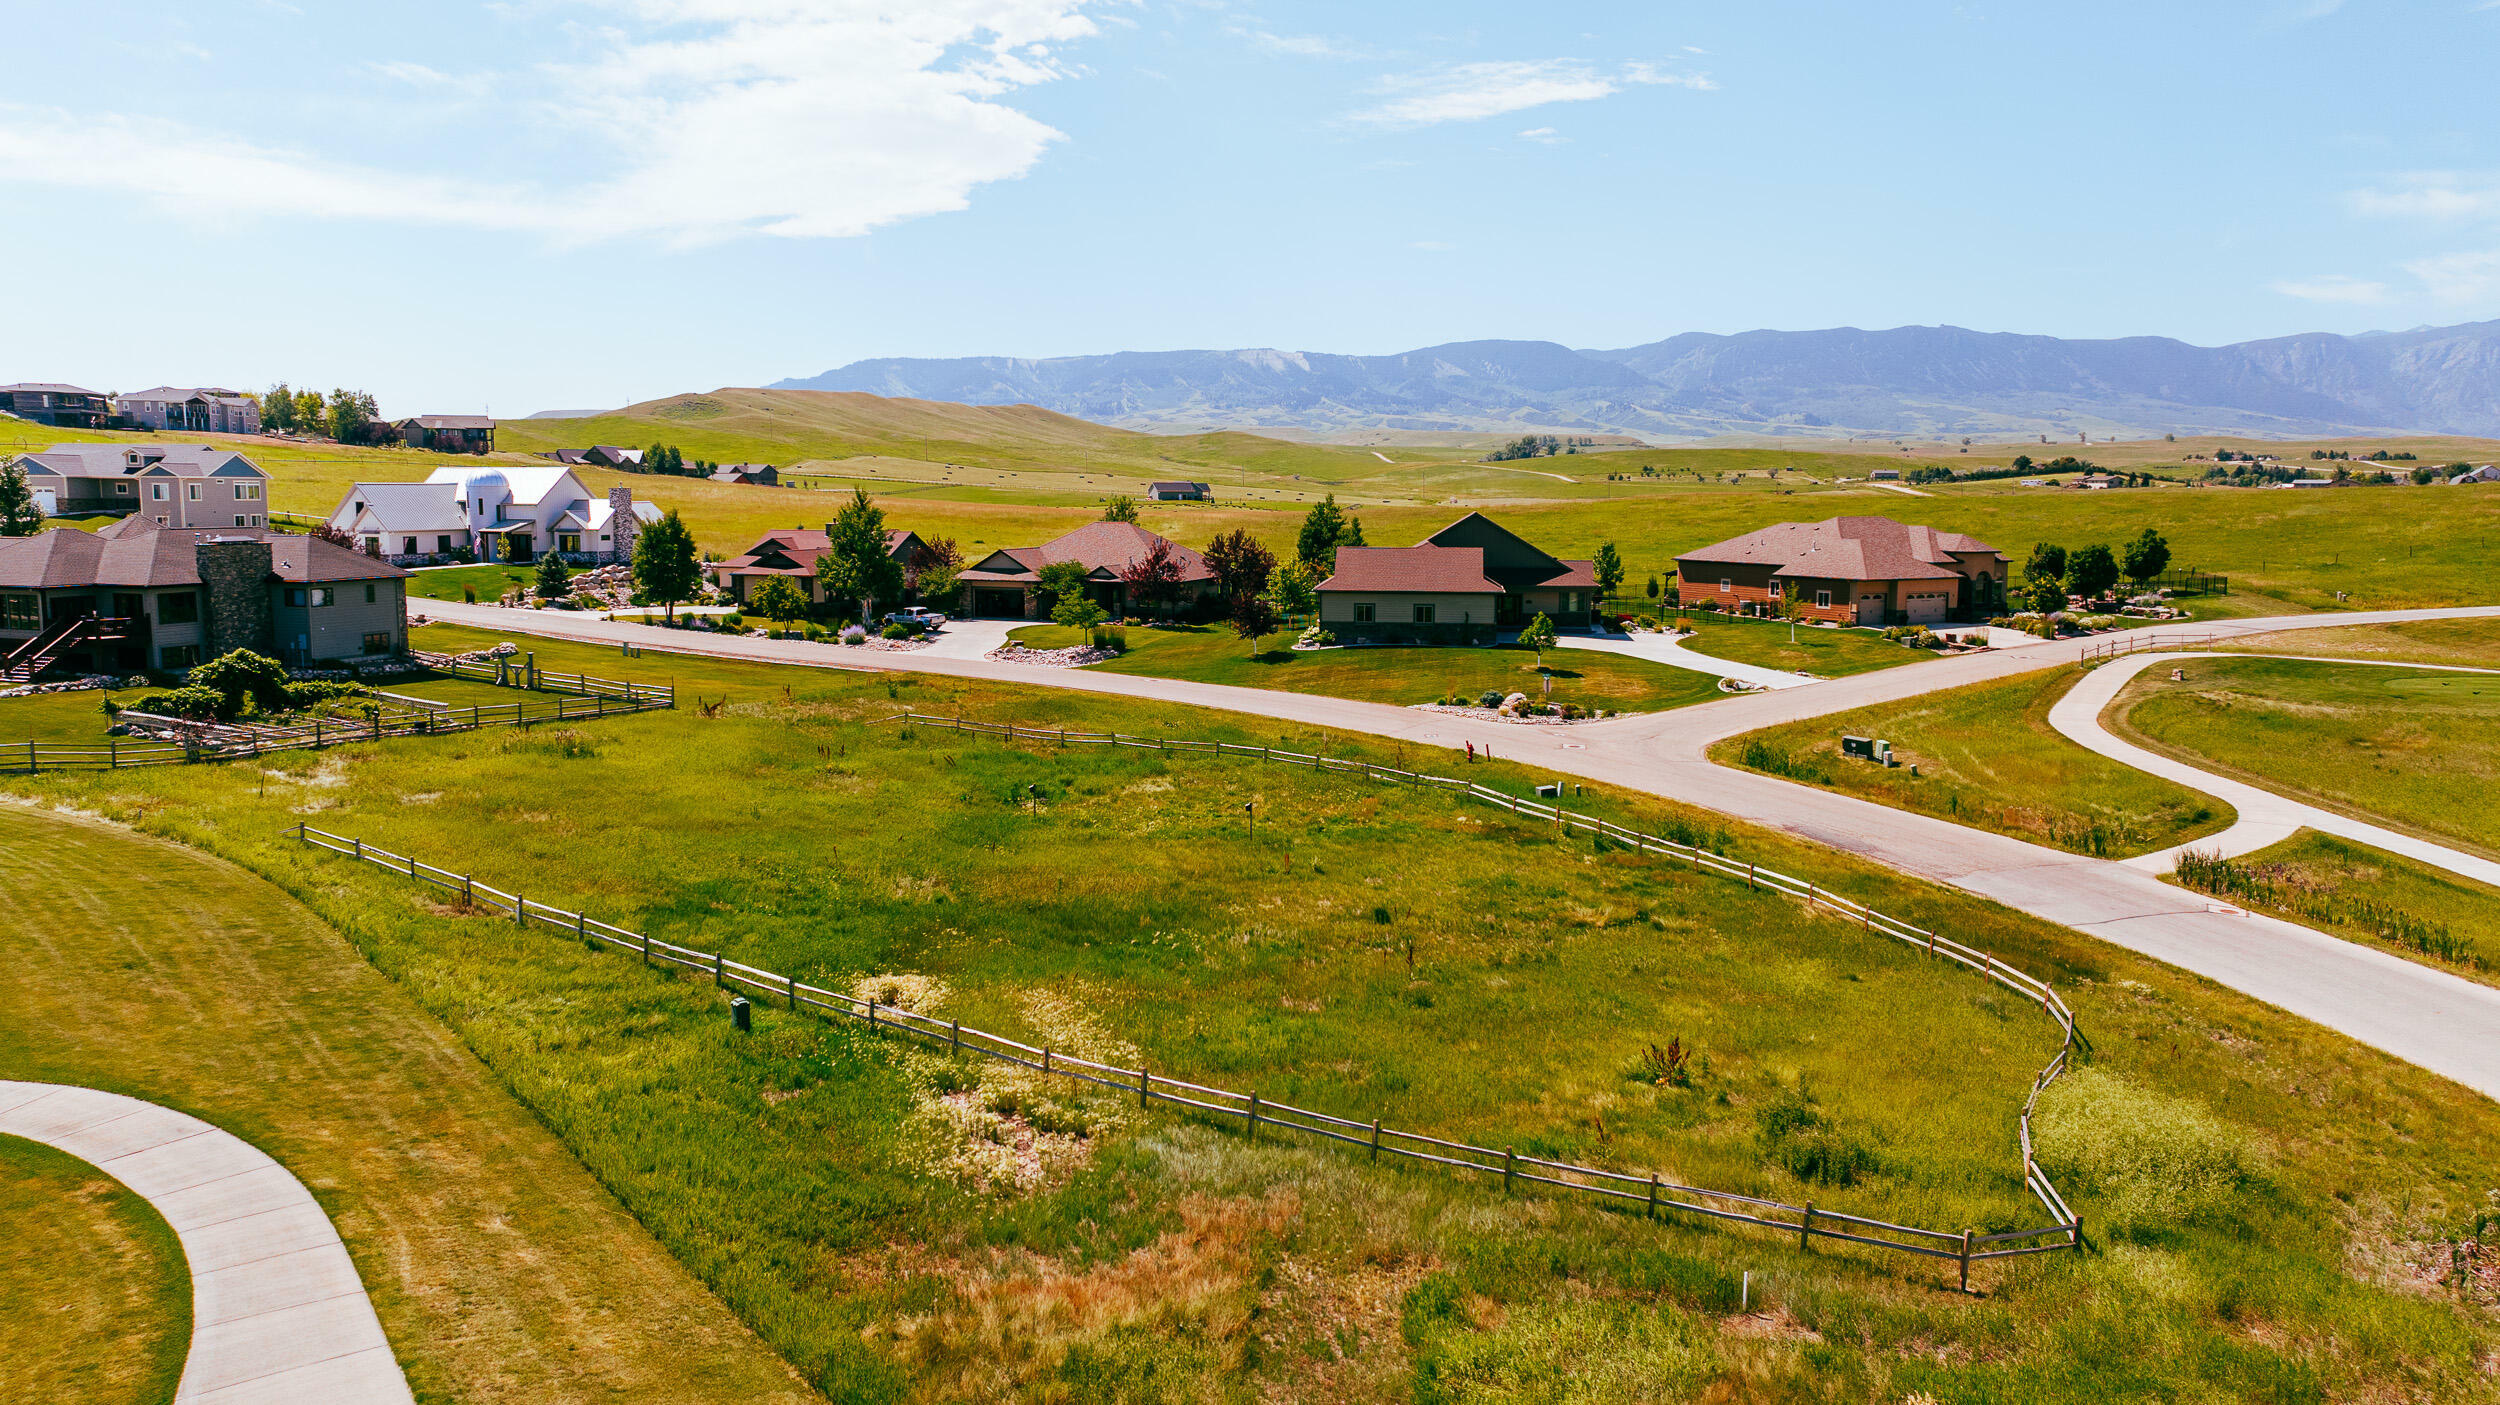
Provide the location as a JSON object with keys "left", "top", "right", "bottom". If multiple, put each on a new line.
{"left": 1477, "top": 689, "right": 1504, "bottom": 709}
{"left": 880, "top": 623, "right": 912, "bottom": 639}
{"left": 840, "top": 624, "right": 868, "bottom": 645}
{"left": 128, "top": 683, "right": 226, "bottom": 721}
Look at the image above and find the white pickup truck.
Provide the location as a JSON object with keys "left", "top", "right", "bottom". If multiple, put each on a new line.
{"left": 884, "top": 606, "right": 949, "bottom": 629}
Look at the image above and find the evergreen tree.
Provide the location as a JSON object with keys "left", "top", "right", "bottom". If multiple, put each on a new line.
{"left": 1590, "top": 541, "right": 1626, "bottom": 600}
{"left": 0, "top": 458, "right": 44, "bottom": 536}
{"left": 1295, "top": 494, "right": 1364, "bottom": 574}
{"left": 1100, "top": 494, "right": 1140, "bottom": 523}
{"left": 817, "top": 488, "right": 904, "bottom": 620}
{"left": 535, "top": 553, "right": 572, "bottom": 601}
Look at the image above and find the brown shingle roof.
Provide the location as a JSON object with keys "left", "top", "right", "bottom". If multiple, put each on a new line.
{"left": 0, "top": 521, "right": 402, "bottom": 590}
{"left": 1676, "top": 516, "right": 2003, "bottom": 583}
{"left": 962, "top": 521, "right": 1213, "bottom": 585}
{"left": 1318, "top": 546, "right": 1502, "bottom": 594}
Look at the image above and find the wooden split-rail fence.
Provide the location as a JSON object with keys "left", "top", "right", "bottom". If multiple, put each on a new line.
{"left": 0, "top": 654, "right": 672, "bottom": 775}
{"left": 2077, "top": 630, "right": 2222, "bottom": 663}
{"left": 295, "top": 709, "right": 2088, "bottom": 1285}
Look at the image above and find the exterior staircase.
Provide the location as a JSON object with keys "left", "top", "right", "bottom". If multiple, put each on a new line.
{"left": 1, "top": 615, "right": 135, "bottom": 684}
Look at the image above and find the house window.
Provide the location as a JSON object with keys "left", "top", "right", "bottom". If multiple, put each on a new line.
{"left": 236, "top": 483, "right": 261, "bottom": 500}
{"left": 1719, "top": 578, "right": 1732, "bottom": 593}
{"left": 251, "top": 515, "right": 262, "bottom": 527}
{"left": 284, "top": 588, "right": 305, "bottom": 607}
{"left": 1413, "top": 603, "right": 1436, "bottom": 625}
{"left": 403, "top": 538, "right": 417, "bottom": 555}
{"left": 1352, "top": 603, "right": 1376, "bottom": 623}
{"left": 1815, "top": 590, "right": 1831, "bottom": 608}
{"left": 235, "top": 515, "right": 248, "bottom": 527}
{"left": 159, "top": 644, "right": 199, "bottom": 670}
{"left": 362, "top": 632, "right": 392, "bottom": 655}
{"left": 158, "top": 591, "right": 199, "bottom": 625}
{"left": 365, "top": 583, "right": 376, "bottom": 603}
{"left": 1768, "top": 581, "right": 1783, "bottom": 599}
{"left": 2, "top": 593, "right": 36, "bottom": 630}
{"left": 437, "top": 535, "right": 453, "bottom": 553}
{"left": 287, "top": 587, "right": 333, "bottom": 607}
{"left": 559, "top": 533, "right": 581, "bottom": 553}
{"left": 186, "top": 483, "right": 201, "bottom": 501}
{"left": 150, "top": 483, "right": 167, "bottom": 501}
{"left": 114, "top": 482, "right": 131, "bottom": 495}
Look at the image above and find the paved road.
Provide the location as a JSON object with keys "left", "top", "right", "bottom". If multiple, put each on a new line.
{"left": 0, "top": 1081, "right": 414, "bottom": 1405}
{"left": 419, "top": 600, "right": 2500, "bottom": 1099}
{"left": 1556, "top": 629, "right": 1815, "bottom": 690}
{"left": 2052, "top": 651, "right": 2500, "bottom": 883}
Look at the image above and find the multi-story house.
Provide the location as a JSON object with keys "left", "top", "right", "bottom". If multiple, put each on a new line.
{"left": 13, "top": 444, "right": 271, "bottom": 528}
{"left": 114, "top": 387, "right": 262, "bottom": 435}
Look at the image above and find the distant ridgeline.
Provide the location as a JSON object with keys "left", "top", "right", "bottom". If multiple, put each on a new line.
{"left": 775, "top": 320, "right": 2500, "bottom": 440}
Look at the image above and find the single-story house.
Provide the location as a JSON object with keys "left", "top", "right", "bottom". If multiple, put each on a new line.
{"left": 709, "top": 463, "right": 779, "bottom": 486}
{"left": 326, "top": 468, "right": 654, "bottom": 565}
{"left": 13, "top": 443, "right": 271, "bottom": 527}
{"left": 393, "top": 415, "right": 496, "bottom": 455}
{"left": 2449, "top": 465, "right": 2499, "bottom": 485}
{"left": 0, "top": 514, "right": 407, "bottom": 676}
{"left": 955, "top": 521, "right": 1216, "bottom": 619}
{"left": 543, "top": 448, "right": 593, "bottom": 466}
{"left": 2278, "top": 477, "right": 2340, "bottom": 489}
{"left": 115, "top": 387, "right": 261, "bottom": 436}
{"left": 1147, "top": 481, "right": 1211, "bottom": 501}
{"left": 0, "top": 383, "right": 114, "bottom": 428}
{"left": 1675, "top": 515, "right": 2008, "bottom": 626}
{"left": 714, "top": 527, "right": 932, "bottom": 608}
{"left": 584, "top": 446, "right": 644, "bottom": 470}
{"left": 1869, "top": 468, "right": 1900, "bottom": 481}
{"left": 1314, "top": 512, "right": 1595, "bottom": 644}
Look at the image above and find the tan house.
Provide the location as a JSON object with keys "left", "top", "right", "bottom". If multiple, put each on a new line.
{"left": 955, "top": 521, "right": 1216, "bottom": 619}
{"left": 1675, "top": 515, "right": 2008, "bottom": 626}
{"left": 0, "top": 515, "right": 407, "bottom": 677}
{"left": 1316, "top": 512, "right": 1596, "bottom": 644}
{"left": 14, "top": 443, "right": 271, "bottom": 527}
{"left": 714, "top": 527, "right": 932, "bottom": 608}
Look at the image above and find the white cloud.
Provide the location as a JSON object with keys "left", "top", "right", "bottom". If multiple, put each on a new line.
{"left": 1229, "top": 24, "right": 1362, "bottom": 59}
{"left": 2404, "top": 249, "right": 2500, "bottom": 303}
{"left": 2269, "top": 274, "right": 2390, "bottom": 304}
{"left": 1350, "top": 59, "right": 1711, "bottom": 129}
{"left": 1516, "top": 126, "right": 1562, "bottom": 144}
{"left": 0, "top": 0, "right": 1109, "bottom": 246}
{"left": 2347, "top": 172, "right": 2500, "bottom": 220}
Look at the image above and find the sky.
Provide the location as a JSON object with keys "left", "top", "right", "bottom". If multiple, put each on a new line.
{"left": 4, "top": 0, "right": 2497, "bottom": 415}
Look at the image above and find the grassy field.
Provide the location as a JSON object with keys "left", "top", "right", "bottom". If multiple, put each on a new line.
{"left": 0, "top": 804, "right": 816, "bottom": 1404}
{"left": 2, "top": 623, "right": 2495, "bottom": 1400}
{"left": 2116, "top": 657, "right": 2500, "bottom": 862}
{"left": 2222, "top": 616, "right": 2500, "bottom": 669}
{"left": 2167, "top": 831, "right": 2498, "bottom": 988}
{"left": 1718, "top": 667, "right": 2235, "bottom": 859}
{"left": 1670, "top": 613, "right": 1939, "bottom": 678}
{"left": 1007, "top": 622, "right": 1727, "bottom": 713}
{"left": 405, "top": 562, "right": 537, "bottom": 603}
{"left": 0, "top": 1133, "right": 189, "bottom": 1405}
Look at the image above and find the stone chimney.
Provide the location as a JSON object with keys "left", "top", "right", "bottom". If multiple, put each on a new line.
{"left": 195, "top": 538, "right": 275, "bottom": 660}
{"left": 608, "top": 485, "right": 639, "bottom": 562}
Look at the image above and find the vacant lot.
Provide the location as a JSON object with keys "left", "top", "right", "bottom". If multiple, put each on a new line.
{"left": 0, "top": 804, "right": 815, "bottom": 1405}
{"left": 2222, "top": 616, "right": 2500, "bottom": 669}
{"left": 2117, "top": 657, "right": 2500, "bottom": 861}
{"left": 1009, "top": 621, "right": 1727, "bottom": 713}
{"left": 1671, "top": 614, "right": 1937, "bottom": 678}
{"left": 0, "top": 1133, "right": 188, "bottom": 1405}
{"left": 406, "top": 562, "right": 536, "bottom": 603}
{"left": 2168, "top": 831, "right": 2497, "bottom": 987}
{"left": 4, "top": 624, "right": 2494, "bottom": 1401}
{"left": 1718, "top": 667, "right": 2234, "bottom": 858}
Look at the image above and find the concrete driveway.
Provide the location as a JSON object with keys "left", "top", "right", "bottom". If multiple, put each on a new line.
{"left": 415, "top": 598, "right": 2500, "bottom": 1100}
{"left": 1555, "top": 629, "right": 1815, "bottom": 690}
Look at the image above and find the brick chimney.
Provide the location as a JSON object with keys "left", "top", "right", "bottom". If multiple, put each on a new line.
{"left": 608, "top": 485, "right": 639, "bottom": 562}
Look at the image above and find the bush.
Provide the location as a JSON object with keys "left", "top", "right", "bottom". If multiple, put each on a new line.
{"left": 1754, "top": 1091, "right": 1880, "bottom": 1186}
{"left": 880, "top": 623, "right": 912, "bottom": 640}
{"left": 2034, "top": 1066, "right": 2264, "bottom": 1231}
{"left": 1477, "top": 689, "right": 1503, "bottom": 709}
{"left": 719, "top": 613, "right": 743, "bottom": 630}
{"left": 281, "top": 680, "right": 362, "bottom": 709}
{"left": 129, "top": 683, "right": 225, "bottom": 721}
{"left": 840, "top": 624, "right": 867, "bottom": 646}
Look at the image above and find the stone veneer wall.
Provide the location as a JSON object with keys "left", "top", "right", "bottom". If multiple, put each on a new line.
{"left": 195, "top": 539, "right": 275, "bottom": 659}
{"left": 608, "top": 486, "right": 640, "bottom": 562}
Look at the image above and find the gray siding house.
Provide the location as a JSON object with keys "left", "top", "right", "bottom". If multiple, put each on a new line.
{"left": 116, "top": 387, "right": 262, "bottom": 435}
{"left": 13, "top": 443, "right": 272, "bottom": 527}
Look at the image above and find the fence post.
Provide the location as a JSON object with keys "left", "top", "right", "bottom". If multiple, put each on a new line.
{"left": 1504, "top": 1146, "right": 1516, "bottom": 1194}
{"left": 641, "top": 930, "right": 651, "bottom": 967}
{"left": 867, "top": 999, "right": 877, "bottom": 1031}
{"left": 108, "top": 737, "right": 116, "bottom": 768}
{"left": 516, "top": 893, "right": 526, "bottom": 926}
{"left": 950, "top": 1019, "right": 961, "bottom": 1054}
{"left": 353, "top": 837, "right": 362, "bottom": 862}
{"left": 1959, "top": 1230, "right": 1974, "bottom": 1293}
{"left": 1042, "top": 1048, "right": 1051, "bottom": 1075}
{"left": 1246, "top": 1090, "right": 1260, "bottom": 1138}
{"left": 713, "top": 951, "right": 724, "bottom": 988}
{"left": 1371, "top": 1118, "right": 1382, "bottom": 1160}
{"left": 1800, "top": 1201, "right": 1814, "bottom": 1251}
{"left": 1746, "top": 864, "right": 1756, "bottom": 890}
{"left": 1140, "top": 1066, "right": 1151, "bottom": 1108}
{"left": 1648, "top": 1172, "right": 1659, "bottom": 1220}
{"left": 788, "top": 974, "right": 798, "bottom": 1012}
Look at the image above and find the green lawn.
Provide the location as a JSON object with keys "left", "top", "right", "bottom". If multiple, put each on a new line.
{"left": 1009, "top": 621, "right": 1727, "bottom": 713}
{"left": 405, "top": 562, "right": 536, "bottom": 603}
{"left": 1671, "top": 613, "right": 1940, "bottom": 678}
{"left": 2, "top": 623, "right": 2494, "bottom": 1401}
{"left": 1717, "top": 667, "right": 2235, "bottom": 858}
{"left": 2167, "top": 831, "right": 2497, "bottom": 987}
{"left": 2117, "top": 657, "right": 2500, "bottom": 862}
{"left": 0, "top": 804, "right": 814, "bottom": 1405}
{"left": 0, "top": 1134, "right": 189, "bottom": 1405}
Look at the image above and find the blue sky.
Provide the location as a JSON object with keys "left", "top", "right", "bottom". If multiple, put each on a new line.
{"left": 4, "top": 1, "right": 2496, "bottom": 415}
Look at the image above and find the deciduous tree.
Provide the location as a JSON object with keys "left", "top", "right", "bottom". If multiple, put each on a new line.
{"left": 631, "top": 509, "right": 702, "bottom": 622}
{"left": 818, "top": 488, "right": 904, "bottom": 620}
{"left": 1229, "top": 591, "right": 1281, "bottom": 655}
{"left": 1517, "top": 611, "right": 1558, "bottom": 665}
{"left": 750, "top": 576, "right": 809, "bottom": 634}
{"left": 909, "top": 535, "right": 962, "bottom": 608}
{"left": 1037, "top": 560, "right": 1091, "bottom": 617}
{"left": 2066, "top": 543, "right": 2120, "bottom": 601}
{"left": 1100, "top": 495, "right": 1140, "bottom": 523}
{"left": 1264, "top": 560, "right": 1318, "bottom": 620}
{"left": 1202, "top": 528, "right": 1275, "bottom": 601}
{"left": 1119, "top": 537, "right": 1187, "bottom": 614}
{"left": 2119, "top": 528, "right": 2171, "bottom": 587}
{"left": 1591, "top": 541, "right": 1626, "bottom": 600}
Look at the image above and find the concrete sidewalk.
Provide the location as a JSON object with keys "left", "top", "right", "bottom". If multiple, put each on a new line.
{"left": 0, "top": 1081, "right": 413, "bottom": 1405}
{"left": 2050, "top": 651, "right": 2500, "bottom": 883}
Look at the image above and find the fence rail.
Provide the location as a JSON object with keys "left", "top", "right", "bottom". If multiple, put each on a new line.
{"left": 409, "top": 650, "right": 674, "bottom": 706}
{"left": 293, "top": 711, "right": 2089, "bottom": 1284}
{"left": 2078, "top": 630, "right": 2221, "bottom": 663}
{"left": 0, "top": 661, "right": 672, "bottom": 775}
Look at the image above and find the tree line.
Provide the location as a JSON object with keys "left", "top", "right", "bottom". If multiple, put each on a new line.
{"left": 260, "top": 384, "right": 394, "bottom": 446}
{"left": 2015, "top": 529, "right": 2171, "bottom": 612}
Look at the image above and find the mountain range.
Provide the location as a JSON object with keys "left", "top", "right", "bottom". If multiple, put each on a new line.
{"left": 773, "top": 321, "right": 2500, "bottom": 442}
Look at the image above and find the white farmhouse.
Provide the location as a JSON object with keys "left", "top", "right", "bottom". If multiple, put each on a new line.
{"left": 326, "top": 466, "right": 657, "bottom": 566}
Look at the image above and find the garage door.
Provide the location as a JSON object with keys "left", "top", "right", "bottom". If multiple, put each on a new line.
{"left": 972, "top": 588, "right": 1026, "bottom": 618}
{"left": 1903, "top": 591, "right": 1947, "bottom": 625}
{"left": 1854, "top": 593, "right": 1886, "bottom": 626}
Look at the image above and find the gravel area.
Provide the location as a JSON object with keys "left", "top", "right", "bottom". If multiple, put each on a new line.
{"left": 987, "top": 642, "right": 1121, "bottom": 667}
